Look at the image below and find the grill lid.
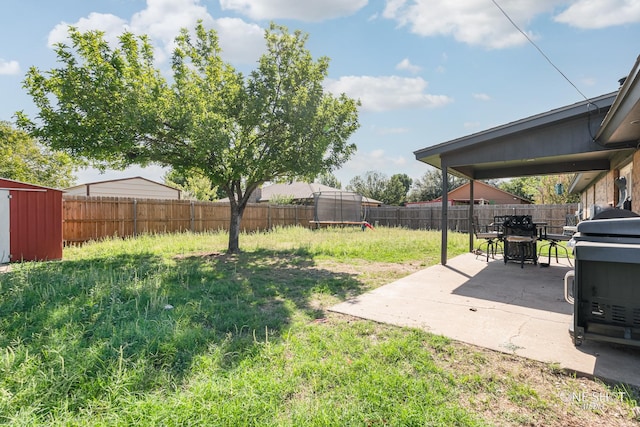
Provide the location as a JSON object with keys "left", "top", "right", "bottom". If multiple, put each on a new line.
{"left": 576, "top": 217, "right": 640, "bottom": 238}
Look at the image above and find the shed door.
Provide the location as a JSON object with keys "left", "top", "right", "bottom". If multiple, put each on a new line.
{"left": 0, "top": 190, "right": 9, "bottom": 263}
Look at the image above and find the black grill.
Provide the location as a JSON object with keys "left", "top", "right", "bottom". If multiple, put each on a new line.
{"left": 571, "top": 217, "right": 640, "bottom": 347}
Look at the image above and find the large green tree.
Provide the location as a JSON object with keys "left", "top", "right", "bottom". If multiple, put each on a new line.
{"left": 407, "top": 168, "right": 466, "bottom": 202}
{"left": 347, "top": 171, "right": 412, "bottom": 205}
{"left": 499, "top": 174, "right": 579, "bottom": 204}
{"left": 316, "top": 172, "right": 341, "bottom": 189}
{"left": 0, "top": 121, "right": 77, "bottom": 188}
{"left": 18, "top": 22, "right": 359, "bottom": 252}
{"left": 163, "top": 169, "right": 224, "bottom": 201}
{"left": 387, "top": 173, "right": 412, "bottom": 205}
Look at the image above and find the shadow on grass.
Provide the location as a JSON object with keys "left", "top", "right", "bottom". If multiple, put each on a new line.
{"left": 0, "top": 247, "right": 364, "bottom": 413}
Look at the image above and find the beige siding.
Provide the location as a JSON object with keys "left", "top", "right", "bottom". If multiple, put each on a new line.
{"left": 66, "top": 178, "right": 180, "bottom": 200}
{"left": 64, "top": 185, "right": 89, "bottom": 196}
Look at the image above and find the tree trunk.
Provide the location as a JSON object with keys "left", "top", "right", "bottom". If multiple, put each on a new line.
{"left": 227, "top": 201, "right": 245, "bottom": 253}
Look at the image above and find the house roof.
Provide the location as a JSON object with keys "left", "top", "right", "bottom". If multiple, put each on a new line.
{"left": 414, "top": 55, "right": 640, "bottom": 266}
{"left": 428, "top": 181, "right": 531, "bottom": 204}
{"left": 65, "top": 176, "right": 180, "bottom": 193}
{"left": 259, "top": 182, "right": 338, "bottom": 201}
{"left": 259, "top": 182, "right": 383, "bottom": 205}
{"left": 596, "top": 55, "right": 640, "bottom": 145}
{"left": 414, "top": 90, "right": 638, "bottom": 184}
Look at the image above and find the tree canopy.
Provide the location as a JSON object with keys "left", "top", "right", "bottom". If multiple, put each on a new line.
{"left": 316, "top": 172, "right": 341, "bottom": 189}
{"left": 0, "top": 121, "right": 77, "bottom": 188}
{"left": 407, "top": 169, "right": 466, "bottom": 202}
{"left": 163, "top": 169, "right": 223, "bottom": 201}
{"left": 498, "top": 174, "right": 579, "bottom": 204}
{"left": 18, "top": 22, "right": 360, "bottom": 252}
{"left": 347, "top": 171, "right": 412, "bottom": 205}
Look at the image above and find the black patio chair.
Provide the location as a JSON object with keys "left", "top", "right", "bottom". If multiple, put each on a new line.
{"left": 538, "top": 233, "right": 573, "bottom": 266}
{"left": 473, "top": 218, "right": 501, "bottom": 262}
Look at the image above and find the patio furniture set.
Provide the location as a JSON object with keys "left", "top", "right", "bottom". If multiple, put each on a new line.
{"left": 473, "top": 214, "right": 572, "bottom": 268}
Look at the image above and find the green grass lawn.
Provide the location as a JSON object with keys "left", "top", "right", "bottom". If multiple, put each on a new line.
{"left": 0, "top": 227, "right": 636, "bottom": 426}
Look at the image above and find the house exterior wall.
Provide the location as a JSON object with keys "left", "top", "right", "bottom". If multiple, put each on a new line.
{"left": 632, "top": 151, "right": 640, "bottom": 209}
{"left": 0, "top": 178, "right": 63, "bottom": 261}
{"left": 65, "top": 177, "right": 181, "bottom": 200}
{"left": 579, "top": 151, "right": 640, "bottom": 218}
{"left": 414, "top": 182, "right": 530, "bottom": 206}
{"left": 450, "top": 183, "right": 529, "bottom": 204}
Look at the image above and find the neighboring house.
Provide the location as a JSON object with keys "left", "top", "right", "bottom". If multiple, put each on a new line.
{"left": 256, "top": 182, "right": 383, "bottom": 206}
{"left": 407, "top": 181, "right": 531, "bottom": 206}
{"left": 64, "top": 176, "right": 181, "bottom": 200}
{"left": 413, "top": 55, "right": 640, "bottom": 264}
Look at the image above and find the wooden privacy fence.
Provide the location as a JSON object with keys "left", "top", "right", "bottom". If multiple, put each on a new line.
{"left": 62, "top": 196, "right": 579, "bottom": 244}
{"left": 366, "top": 204, "right": 580, "bottom": 234}
{"left": 62, "top": 196, "right": 315, "bottom": 244}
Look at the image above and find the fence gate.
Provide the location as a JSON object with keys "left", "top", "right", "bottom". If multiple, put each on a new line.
{"left": 0, "top": 190, "right": 9, "bottom": 263}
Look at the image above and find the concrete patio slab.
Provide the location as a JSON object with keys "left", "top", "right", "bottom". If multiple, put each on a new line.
{"left": 330, "top": 252, "right": 640, "bottom": 387}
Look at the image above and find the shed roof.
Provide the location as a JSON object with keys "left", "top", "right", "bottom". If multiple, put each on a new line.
{"left": 0, "top": 177, "right": 64, "bottom": 192}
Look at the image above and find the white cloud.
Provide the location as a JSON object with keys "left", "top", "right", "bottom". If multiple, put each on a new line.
{"left": 382, "top": 0, "right": 561, "bottom": 49}
{"left": 473, "top": 93, "right": 491, "bottom": 101}
{"left": 213, "top": 18, "right": 265, "bottom": 64}
{"left": 396, "top": 58, "right": 421, "bottom": 74}
{"left": 220, "top": 0, "right": 368, "bottom": 22}
{"left": 325, "top": 75, "right": 453, "bottom": 112}
{"left": 47, "top": 0, "right": 265, "bottom": 66}
{"left": 0, "top": 59, "right": 20, "bottom": 75}
{"left": 48, "top": 12, "right": 129, "bottom": 48}
{"left": 130, "top": 0, "right": 214, "bottom": 54}
{"left": 554, "top": 0, "right": 640, "bottom": 28}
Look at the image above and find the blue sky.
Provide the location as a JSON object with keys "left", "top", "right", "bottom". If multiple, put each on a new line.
{"left": 1, "top": 0, "right": 639, "bottom": 187}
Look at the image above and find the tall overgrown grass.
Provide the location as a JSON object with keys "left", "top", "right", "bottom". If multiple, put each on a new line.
{"left": 0, "top": 227, "right": 635, "bottom": 426}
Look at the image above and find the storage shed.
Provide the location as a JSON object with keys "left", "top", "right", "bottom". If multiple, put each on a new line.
{"left": 64, "top": 176, "right": 181, "bottom": 200}
{"left": 0, "top": 178, "right": 64, "bottom": 262}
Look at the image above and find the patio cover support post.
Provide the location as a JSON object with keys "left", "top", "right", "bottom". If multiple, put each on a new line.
{"left": 441, "top": 164, "right": 449, "bottom": 265}
{"left": 469, "top": 180, "right": 474, "bottom": 253}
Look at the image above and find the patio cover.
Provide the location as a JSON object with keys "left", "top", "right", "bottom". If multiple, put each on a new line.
{"left": 414, "top": 55, "right": 640, "bottom": 265}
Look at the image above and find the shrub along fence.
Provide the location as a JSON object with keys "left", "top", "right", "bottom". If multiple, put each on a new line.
{"left": 62, "top": 195, "right": 578, "bottom": 244}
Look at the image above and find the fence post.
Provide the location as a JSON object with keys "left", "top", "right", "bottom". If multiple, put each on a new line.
{"left": 190, "top": 201, "right": 195, "bottom": 232}
{"left": 133, "top": 199, "right": 137, "bottom": 237}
